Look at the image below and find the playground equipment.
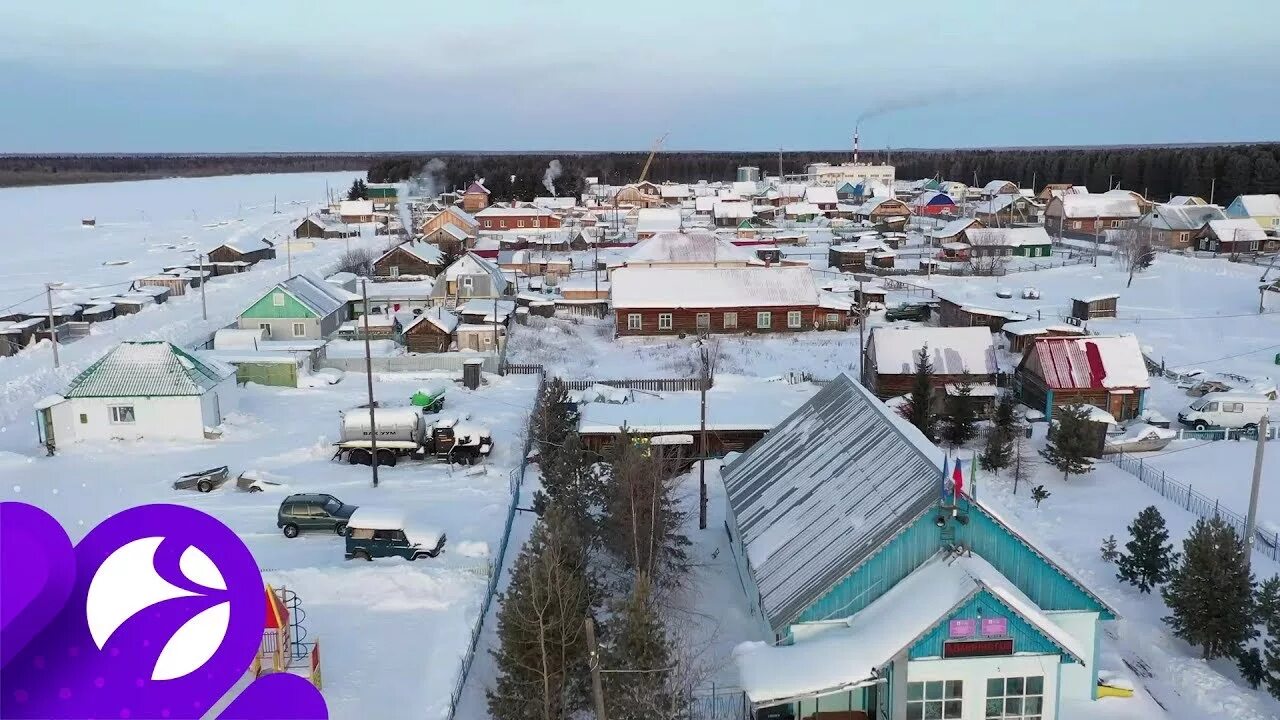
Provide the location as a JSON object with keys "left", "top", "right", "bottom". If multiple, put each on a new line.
{"left": 252, "top": 584, "right": 323, "bottom": 691}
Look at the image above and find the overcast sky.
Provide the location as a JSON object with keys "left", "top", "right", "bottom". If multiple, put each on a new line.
{"left": 3, "top": 1, "right": 1278, "bottom": 152}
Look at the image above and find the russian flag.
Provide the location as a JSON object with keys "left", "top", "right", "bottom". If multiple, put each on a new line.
{"left": 953, "top": 458, "right": 965, "bottom": 497}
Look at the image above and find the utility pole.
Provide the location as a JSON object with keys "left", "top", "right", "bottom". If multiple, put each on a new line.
{"left": 584, "top": 617, "right": 608, "bottom": 720}
{"left": 45, "top": 283, "right": 60, "bottom": 368}
{"left": 857, "top": 279, "right": 866, "bottom": 387}
{"left": 198, "top": 253, "right": 208, "bottom": 321}
{"left": 1244, "top": 414, "right": 1269, "bottom": 568}
{"left": 699, "top": 344, "right": 709, "bottom": 530}
{"left": 1209, "top": 177, "right": 1216, "bottom": 206}
{"left": 287, "top": 234, "right": 294, "bottom": 277}
{"left": 1093, "top": 214, "right": 1100, "bottom": 267}
{"left": 361, "top": 280, "right": 380, "bottom": 488}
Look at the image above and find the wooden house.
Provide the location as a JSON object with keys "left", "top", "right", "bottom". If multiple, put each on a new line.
{"left": 1070, "top": 293, "right": 1118, "bottom": 320}
{"left": 854, "top": 284, "right": 887, "bottom": 307}
{"left": 853, "top": 197, "right": 912, "bottom": 229}
{"left": 1225, "top": 194, "right": 1280, "bottom": 230}
{"left": 712, "top": 201, "right": 754, "bottom": 227}
{"left": 1044, "top": 194, "right": 1140, "bottom": 235}
{"left": 928, "top": 217, "right": 984, "bottom": 246}
{"left": 635, "top": 208, "right": 682, "bottom": 239}
{"left": 430, "top": 252, "right": 511, "bottom": 304}
{"left": 204, "top": 261, "right": 250, "bottom": 277}
{"left": 938, "top": 297, "right": 1029, "bottom": 331}
{"left": 338, "top": 200, "right": 375, "bottom": 223}
{"left": 80, "top": 304, "right": 116, "bottom": 323}
{"left": 135, "top": 275, "right": 189, "bottom": 297}
{"left": 461, "top": 181, "right": 491, "bottom": 213}
{"left": 828, "top": 242, "right": 879, "bottom": 273}
{"left": 1132, "top": 204, "right": 1225, "bottom": 249}
{"left": 611, "top": 266, "right": 848, "bottom": 337}
{"left": 373, "top": 241, "right": 444, "bottom": 278}
{"left": 294, "top": 214, "right": 353, "bottom": 239}
{"left": 865, "top": 326, "right": 997, "bottom": 402}
{"left": 1000, "top": 320, "right": 1087, "bottom": 354}
{"left": 422, "top": 223, "right": 472, "bottom": 255}
{"left": 366, "top": 182, "right": 398, "bottom": 210}
{"left": 622, "top": 231, "right": 762, "bottom": 269}
{"left": 939, "top": 242, "right": 970, "bottom": 261}
{"left": 981, "top": 180, "right": 1019, "bottom": 198}
{"left": 130, "top": 286, "right": 170, "bottom": 304}
{"left": 972, "top": 194, "right": 1038, "bottom": 226}
{"left": 1102, "top": 188, "right": 1154, "bottom": 214}
{"left": 474, "top": 205, "right": 562, "bottom": 231}
{"left": 419, "top": 206, "right": 480, "bottom": 242}
{"left": 398, "top": 307, "right": 459, "bottom": 354}
{"left": 208, "top": 241, "right": 276, "bottom": 265}
{"left": 108, "top": 296, "right": 152, "bottom": 315}
{"left": 1036, "top": 183, "right": 1076, "bottom": 203}
{"left": 1197, "top": 219, "right": 1273, "bottom": 253}
{"left": 964, "top": 227, "right": 1054, "bottom": 258}
{"left": 1014, "top": 334, "right": 1149, "bottom": 421}
{"left": 0, "top": 316, "right": 47, "bottom": 353}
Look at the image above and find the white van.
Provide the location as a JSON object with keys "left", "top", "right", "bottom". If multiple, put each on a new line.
{"left": 1177, "top": 392, "right": 1272, "bottom": 430}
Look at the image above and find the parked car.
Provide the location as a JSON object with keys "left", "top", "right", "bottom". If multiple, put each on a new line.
{"left": 173, "top": 465, "right": 230, "bottom": 493}
{"left": 344, "top": 507, "right": 446, "bottom": 561}
{"left": 277, "top": 493, "right": 358, "bottom": 538}
{"left": 1177, "top": 392, "right": 1273, "bottom": 431}
{"left": 884, "top": 303, "right": 932, "bottom": 322}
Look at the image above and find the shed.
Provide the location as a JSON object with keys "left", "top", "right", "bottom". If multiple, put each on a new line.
{"left": 80, "top": 304, "right": 117, "bottom": 323}
{"left": 136, "top": 275, "right": 189, "bottom": 297}
{"left": 1070, "top": 294, "right": 1118, "bottom": 320}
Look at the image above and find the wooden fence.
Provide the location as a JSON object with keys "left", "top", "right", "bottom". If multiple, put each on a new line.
{"left": 561, "top": 377, "right": 707, "bottom": 392}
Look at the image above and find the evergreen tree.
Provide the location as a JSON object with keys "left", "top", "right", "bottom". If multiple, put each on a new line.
{"left": 1238, "top": 647, "right": 1265, "bottom": 690}
{"left": 346, "top": 178, "right": 368, "bottom": 200}
{"left": 530, "top": 378, "right": 574, "bottom": 469}
{"left": 1040, "top": 405, "right": 1095, "bottom": 480}
{"left": 1257, "top": 577, "right": 1280, "bottom": 699}
{"left": 1162, "top": 516, "right": 1256, "bottom": 660}
{"left": 1116, "top": 506, "right": 1176, "bottom": 593}
{"left": 601, "top": 431, "right": 691, "bottom": 586}
{"left": 1030, "top": 485, "right": 1050, "bottom": 507}
{"left": 488, "top": 507, "right": 593, "bottom": 720}
{"left": 979, "top": 423, "right": 1013, "bottom": 477}
{"left": 602, "top": 575, "right": 684, "bottom": 719}
{"left": 992, "top": 392, "right": 1017, "bottom": 436}
{"left": 901, "top": 345, "right": 937, "bottom": 440}
{"left": 941, "top": 373, "right": 978, "bottom": 447}
{"left": 534, "top": 431, "right": 603, "bottom": 540}
{"left": 1100, "top": 535, "right": 1119, "bottom": 563}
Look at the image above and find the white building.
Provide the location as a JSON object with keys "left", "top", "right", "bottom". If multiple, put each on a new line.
{"left": 805, "top": 162, "right": 897, "bottom": 193}
{"left": 35, "top": 341, "right": 234, "bottom": 451}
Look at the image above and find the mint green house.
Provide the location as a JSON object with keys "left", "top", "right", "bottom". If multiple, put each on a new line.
{"left": 724, "top": 375, "right": 1116, "bottom": 720}
{"left": 238, "top": 274, "right": 356, "bottom": 340}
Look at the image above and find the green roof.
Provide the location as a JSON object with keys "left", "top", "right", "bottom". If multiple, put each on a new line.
{"left": 64, "top": 341, "right": 232, "bottom": 398}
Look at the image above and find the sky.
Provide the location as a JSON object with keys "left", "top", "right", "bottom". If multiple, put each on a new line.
{"left": 2, "top": 0, "right": 1278, "bottom": 153}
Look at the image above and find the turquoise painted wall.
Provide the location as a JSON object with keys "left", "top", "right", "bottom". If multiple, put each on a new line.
{"left": 240, "top": 288, "right": 318, "bottom": 320}
{"left": 909, "top": 589, "right": 1073, "bottom": 661}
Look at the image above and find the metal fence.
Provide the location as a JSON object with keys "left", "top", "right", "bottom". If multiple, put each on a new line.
{"left": 1108, "top": 446, "right": 1280, "bottom": 562}
{"left": 561, "top": 377, "right": 707, "bottom": 392}
{"left": 446, "top": 368, "right": 546, "bottom": 718}
{"left": 690, "top": 686, "right": 750, "bottom": 720}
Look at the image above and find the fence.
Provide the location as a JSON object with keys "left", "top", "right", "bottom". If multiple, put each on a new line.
{"left": 445, "top": 368, "right": 546, "bottom": 718}
{"left": 690, "top": 686, "right": 750, "bottom": 720}
{"left": 319, "top": 352, "right": 502, "bottom": 374}
{"left": 561, "top": 377, "right": 707, "bottom": 392}
{"left": 881, "top": 277, "right": 937, "bottom": 298}
{"left": 1108, "top": 445, "right": 1280, "bottom": 562}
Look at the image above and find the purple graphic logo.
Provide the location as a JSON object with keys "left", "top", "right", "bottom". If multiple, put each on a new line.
{"left": 1, "top": 502, "right": 328, "bottom": 719}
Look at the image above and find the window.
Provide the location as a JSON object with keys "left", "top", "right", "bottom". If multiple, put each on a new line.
{"left": 79, "top": 413, "right": 88, "bottom": 424}
{"left": 658, "top": 313, "right": 673, "bottom": 330}
{"left": 1071, "top": 221, "right": 1082, "bottom": 230}
{"left": 1111, "top": 220, "right": 1121, "bottom": 228}
{"left": 462, "top": 277, "right": 474, "bottom": 288}
{"left": 627, "top": 313, "right": 642, "bottom": 330}
{"left": 907, "top": 680, "right": 963, "bottom": 720}
{"left": 259, "top": 322, "right": 272, "bottom": 338}
{"left": 696, "top": 313, "right": 711, "bottom": 330}
{"left": 1178, "top": 232, "right": 1189, "bottom": 243}
{"left": 723, "top": 312, "right": 738, "bottom": 329}
{"left": 985, "top": 676, "right": 1043, "bottom": 719}
{"left": 756, "top": 311, "right": 771, "bottom": 329}
{"left": 389, "top": 266, "right": 400, "bottom": 277}
{"left": 292, "top": 322, "right": 306, "bottom": 337}
{"left": 787, "top": 310, "right": 802, "bottom": 328}
{"left": 272, "top": 292, "right": 285, "bottom": 306}
{"left": 1205, "top": 402, "right": 1219, "bottom": 412}
{"left": 109, "top": 406, "right": 136, "bottom": 424}
{"left": 484, "top": 220, "right": 492, "bottom": 229}
{"left": 826, "top": 313, "right": 841, "bottom": 325}
{"left": 1225, "top": 402, "right": 1245, "bottom": 413}
{"left": 483, "top": 336, "right": 492, "bottom": 345}
{"left": 518, "top": 220, "right": 525, "bottom": 228}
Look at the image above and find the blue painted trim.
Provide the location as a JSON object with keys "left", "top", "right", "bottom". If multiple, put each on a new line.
{"left": 1044, "top": 389, "right": 1055, "bottom": 420}
{"left": 1137, "top": 391, "right": 1146, "bottom": 414}
{"left": 908, "top": 589, "right": 1079, "bottom": 664}
{"left": 1091, "top": 616, "right": 1101, "bottom": 699}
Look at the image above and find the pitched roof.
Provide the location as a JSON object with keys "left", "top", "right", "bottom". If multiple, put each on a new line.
{"left": 713, "top": 201, "right": 754, "bottom": 219}
{"left": 1026, "top": 334, "right": 1150, "bottom": 390}
{"left": 277, "top": 273, "right": 356, "bottom": 317}
{"left": 930, "top": 217, "right": 982, "bottom": 238}
{"left": 1054, "top": 193, "right": 1140, "bottom": 218}
{"left": 377, "top": 241, "right": 443, "bottom": 267}
{"left": 624, "top": 231, "right": 761, "bottom": 265}
{"left": 784, "top": 202, "right": 821, "bottom": 216}
{"left": 965, "top": 227, "right": 1052, "bottom": 247}
{"left": 339, "top": 200, "right": 374, "bottom": 217}
{"left": 983, "top": 180, "right": 1017, "bottom": 193}
{"left": 1205, "top": 218, "right": 1270, "bottom": 243}
{"left": 1166, "top": 195, "right": 1206, "bottom": 206}
{"left": 1140, "top": 204, "right": 1225, "bottom": 231}
{"left": 635, "top": 208, "right": 683, "bottom": 234}
{"left": 870, "top": 326, "right": 998, "bottom": 375}
{"left": 803, "top": 186, "right": 839, "bottom": 205}
{"left": 64, "top": 341, "right": 233, "bottom": 398}
{"left": 298, "top": 213, "right": 348, "bottom": 232}
{"left": 464, "top": 181, "right": 490, "bottom": 195}
{"left": 1231, "top": 194, "right": 1280, "bottom": 216}
{"left": 610, "top": 266, "right": 819, "bottom": 310}
{"left": 474, "top": 206, "right": 557, "bottom": 218}
{"left": 723, "top": 375, "right": 943, "bottom": 631}
{"left": 911, "top": 190, "right": 956, "bottom": 207}
{"left": 403, "top": 306, "right": 459, "bottom": 334}
{"left": 439, "top": 205, "right": 479, "bottom": 229}
{"left": 443, "top": 252, "right": 510, "bottom": 293}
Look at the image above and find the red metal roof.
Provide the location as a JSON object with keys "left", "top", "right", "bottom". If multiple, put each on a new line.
{"left": 1033, "top": 337, "right": 1108, "bottom": 390}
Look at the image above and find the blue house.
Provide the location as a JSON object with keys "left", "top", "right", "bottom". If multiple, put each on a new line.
{"left": 724, "top": 374, "right": 1116, "bottom": 719}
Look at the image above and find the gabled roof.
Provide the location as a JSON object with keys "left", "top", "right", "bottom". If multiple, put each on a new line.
{"left": 1230, "top": 194, "right": 1280, "bottom": 216}
{"left": 610, "top": 265, "right": 818, "bottom": 310}
{"left": 298, "top": 213, "right": 348, "bottom": 232}
{"left": 911, "top": 190, "right": 956, "bottom": 207}
{"left": 635, "top": 208, "right": 683, "bottom": 234}
{"left": 930, "top": 217, "right": 982, "bottom": 238}
{"left": 1024, "top": 334, "right": 1149, "bottom": 390}
{"left": 1166, "top": 195, "right": 1206, "bottom": 206}
{"left": 464, "top": 181, "right": 490, "bottom": 195}
{"left": 437, "top": 205, "right": 479, "bottom": 229}
{"left": 442, "top": 252, "right": 510, "bottom": 293}
{"left": 713, "top": 201, "right": 754, "bottom": 219}
{"left": 1140, "top": 204, "right": 1225, "bottom": 231}
{"left": 723, "top": 375, "right": 944, "bottom": 631}
{"left": 870, "top": 326, "right": 997, "bottom": 375}
{"left": 1205, "top": 218, "right": 1269, "bottom": 243}
{"left": 983, "top": 180, "right": 1017, "bottom": 193}
{"left": 784, "top": 202, "right": 821, "bottom": 216}
{"left": 1053, "top": 193, "right": 1140, "bottom": 218}
{"left": 276, "top": 273, "right": 356, "bottom": 317}
{"left": 624, "top": 231, "right": 761, "bottom": 265}
{"left": 803, "top": 186, "right": 839, "bottom": 205}
{"left": 474, "top": 205, "right": 557, "bottom": 218}
{"left": 377, "top": 241, "right": 443, "bottom": 267}
{"left": 965, "top": 227, "right": 1052, "bottom": 247}
{"left": 64, "top": 341, "right": 233, "bottom": 398}
{"left": 339, "top": 199, "right": 374, "bottom": 217}
{"left": 403, "top": 306, "right": 459, "bottom": 335}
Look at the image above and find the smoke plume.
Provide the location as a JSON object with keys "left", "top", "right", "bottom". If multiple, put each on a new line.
{"left": 543, "top": 159, "right": 563, "bottom": 196}
{"left": 410, "top": 158, "right": 447, "bottom": 198}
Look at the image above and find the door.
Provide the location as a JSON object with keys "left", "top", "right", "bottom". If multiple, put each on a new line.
{"left": 1108, "top": 393, "right": 1125, "bottom": 420}
{"left": 36, "top": 407, "right": 55, "bottom": 450}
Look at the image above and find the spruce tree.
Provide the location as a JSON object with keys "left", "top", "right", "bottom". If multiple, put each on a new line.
{"left": 603, "top": 575, "right": 683, "bottom": 719}
{"left": 979, "top": 424, "right": 1013, "bottom": 477}
{"left": 534, "top": 431, "right": 603, "bottom": 540}
{"left": 1116, "top": 506, "right": 1176, "bottom": 593}
{"left": 601, "top": 431, "right": 691, "bottom": 586}
{"left": 1238, "top": 647, "right": 1265, "bottom": 690}
{"left": 992, "top": 392, "right": 1017, "bottom": 437}
{"left": 346, "top": 178, "right": 369, "bottom": 200}
{"left": 902, "top": 344, "right": 937, "bottom": 440}
{"left": 941, "top": 373, "right": 978, "bottom": 447}
{"left": 1257, "top": 577, "right": 1280, "bottom": 699}
{"left": 530, "top": 378, "right": 574, "bottom": 469}
{"left": 488, "top": 507, "right": 593, "bottom": 720}
{"left": 1162, "top": 516, "right": 1256, "bottom": 660}
{"left": 1100, "top": 535, "right": 1119, "bottom": 563}
{"left": 1030, "top": 484, "right": 1050, "bottom": 507}
{"left": 1040, "top": 404, "right": 1095, "bottom": 480}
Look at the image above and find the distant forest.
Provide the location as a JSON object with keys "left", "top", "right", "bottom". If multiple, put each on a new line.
{"left": 4, "top": 145, "right": 1279, "bottom": 203}
{"left": 368, "top": 143, "right": 1280, "bottom": 204}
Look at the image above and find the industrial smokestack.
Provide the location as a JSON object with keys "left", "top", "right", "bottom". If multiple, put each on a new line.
{"left": 853, "top": 125, "right": 860, "bottom": 164}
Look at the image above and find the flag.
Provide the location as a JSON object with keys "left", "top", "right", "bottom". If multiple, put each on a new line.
{"left": 952, "top": 458, "right": 965, "bottom": 497}
{"left": 940, "top": 456, "right": 950, "bottom": 501}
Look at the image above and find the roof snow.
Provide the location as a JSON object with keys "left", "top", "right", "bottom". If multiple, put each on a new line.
{"left": 624, "top": 231, "right": 761, "bottom": 266}
{"left": 930, "top": 217, "right": 982, "bottom": 238}
{"left": 1054, "top": 193, "right": 1140, "bottom": 218}
{"left": 1140, "top": 204, "right": 1225, "bottom": 231}
{"left": 404, "top": 306, "right": 460, "bottom": 334}
{"left": 63, "top": 341, "right": 233, "bottom": 398}
{"left": 278, "top": 273, "right": 357, "bottom": 317}
{"left": 983, "top": 180, "right": 1017, "bottom": 193}
{"left": 339, "top": 200, "right": 374, "bottom": 217}
{"left": 577, "top": 378, "right": 816, "bottom": 436}
{"left": 1206, "top": 218, "right": 1269, "bottom": 243}
{"left": 871, "top": 326, "right": 998, "bottom": 375}
{"left": 443, "top": 253, "right": 510, "bottom": 293}
{"left": 381, "top": 240, "right": 443, "bottom": 266}
{"left": 1232, "top": 194, "right": 1280, "bottom": 217}
{"left": 785, "top": 202, "right": 821, "bottom": 216}
{"left": 713, "top": 201, "right": 754, "bottom": 219}
{"left": 474, "top": 206, "right": 557, "bottom": 218}
{"left": 1028, "top": 334, "right": 1150, "bottom": 390}
{"left": 965, "top": 227, "right": 1052, "bottom": 247}
{"left": 635, "top": 208, "right": 683, "bottom": 234}
{"left": 610, "top": 266, "right": 820, "bottom": 310}
{"left": 803, "top": 186, "right": 838, "bottom": 205}
{"left": 298, "top": 213, "right": 349, "bottom": 232}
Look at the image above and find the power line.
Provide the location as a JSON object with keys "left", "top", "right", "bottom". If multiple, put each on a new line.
{"left": 1174, "top": 341, "right": 1280, "bottom": 368}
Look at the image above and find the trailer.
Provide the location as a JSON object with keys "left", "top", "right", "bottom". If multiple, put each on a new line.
{"left": 332, "top": 407, "right": 492, "bottom": 466}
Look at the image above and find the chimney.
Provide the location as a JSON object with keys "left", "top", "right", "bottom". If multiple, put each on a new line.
{"left": 853, "top": 126, "right": 860, "bottom": 164}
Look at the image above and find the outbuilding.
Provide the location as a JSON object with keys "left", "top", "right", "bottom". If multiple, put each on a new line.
{"left": 1070, "top": 293, "right": 1118, "bottom": 321}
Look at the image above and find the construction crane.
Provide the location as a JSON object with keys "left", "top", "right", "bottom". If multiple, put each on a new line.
{"left": 638, "top": 132, "right": 669, "bottom": 183}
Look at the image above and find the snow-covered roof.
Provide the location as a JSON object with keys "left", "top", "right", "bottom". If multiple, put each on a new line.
{"left": 965, "top": 227, "right": 1052, "bottom": 247}
{"left": 694, "top": 196, "right": 717, "bottom": 213}
{"left": 732, "top": 181, "right": 760, "bottom": 197}
{"left": 803, "top": 186, "right": 838, "bottom": 205}
{"left": 577, "top": 378, "right": 816, "bottom": 435}
{"left": 635, "top": 208, "right": 683, "bottom": 234}
{"left": 404, "top": 306, "right": 460, "bottom": 334}
{"left": 660, "top": 183, "right": 693, "bottom": 198}
{"left": 63, "top": 341, "right": 233, "bottom": 398}
{"left": 339, "top": 199, "right": 374, "bottom": 217}
{"left": 457, "top": 299, "right": 516, "bottom": 322}
{"left": 870, "top": 326, "right": 998, "bottom": 375}
{"left": 298, "top": 213, "right": 348, "bottom": 232}
{"left": 361, "top": 279, "right": 436, "bottom": 299}
{"left": 971, "top": 194, "right": 1026, "bottom": 214}
{"left": 785, "top": 202, "right": 821, "bottom": 216}
{"left": 713, "top": 201, "right": 754, "bottom": 219}
{"left": 463, "top": 181, "right": 490, "bottom": 195}
{"left": 610, "top": 266, "right": 819, "bottom": 310}
{"left": 1054, "top": 193, "right": 1140, "bottom": 219}
{"left": 379, "top": 240, "right": 443, "bottom": 266}
{"left": 723, "top": 375, "right": 943, "bottom": 631}
{"left": 1072, "top": 292, "right": 1119, "bottom": 303}
{"left": 1140, "top": 204, "right": 1225, "bottom": 231}
{"left": 1205, "top": 218, "right": 1269, "bottom": 243}
{"left": 624, "top": 231, "right": 761, "bottom": 266}
{"left": 1027, "top": 334, "right": 1149, "bottom": 390}
{"left": 1232, "top": 194, "right": 1280, "bottom": 216}
{"left": 278, "top": 273, "right": 357, "bottom": 317}
{"left": 531, "top": 196, "right": 576, "bottom": 210}
{"left": 733, "top": 551, "right": 1087, "bottom": 704}
{"left": 443, "top": 253, "right": 509, "bottom": 293}
{"left": 911, "top": 190, "right": 956, "bottom": 207}
{"left": 983, "top": 180, "right": 1016, "bottom": 193}
{"left": 1000, "top": 320, "right": 1085, "bottom": 337}
{"left": 474, "top": 205, "right": 557, "bottom": 218}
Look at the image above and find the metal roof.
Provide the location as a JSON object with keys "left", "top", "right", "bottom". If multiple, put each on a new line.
{"left": 64, "top": 341, "right": 233, "bottom": 398}
{"left": 278, "top": 274, "right": 355, "bottom": 317}
{"left": 723, "top": 374, "right": 944, "bottom": 633}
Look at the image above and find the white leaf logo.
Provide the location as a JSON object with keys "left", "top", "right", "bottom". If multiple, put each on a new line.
{"left": 86, "top": 537, "right": 229, "bottom": 681}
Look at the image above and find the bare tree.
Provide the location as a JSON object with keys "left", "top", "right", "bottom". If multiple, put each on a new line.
{"left": 967, "top": 250, "right": 1009, "bottom": 276}
{"left": 1113, "top": 227, "right": 1156, "bottom": 288}
{"left": 335, "top": 247, "right": 376, "bottom": 277}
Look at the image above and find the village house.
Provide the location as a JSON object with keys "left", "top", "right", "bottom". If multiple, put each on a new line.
{"left": 852, "top": 196, "right": 912, "bottom": 230}
{"left": 293, "top": 213, "right": 353, "bottom": 239}
{"left": 611, "top": 265, "right": 849, "bottom": 337}
{"left": 1166, "top": 195, "right": 1207, "bottom": 206}
{"left": 828, "top": 239, "right": 894, "bottom": 273}
{"left": 0, "top": 316, "right": 47, "bottom": 355}
{"left": 864, "top": 326, "right": 998, "bottom": 403}
{"left": 1070, "top": 293, "right": 1118, "bottom": 321}
{"left": 972, "top": 193, "right": 1038, "bottom": 226}
{"left": 419, "top": 205, "right": 479, "bottom": 240}
{"left": 999, "top": 319, "right": 1087, "bottom": 354}
{"left": 620, "top": 231, "right": 762, "bottom": 269}
{"left": 531, "top": 196, "right": 576, "bottom": 211}
{"left": 237, "top": 273, "right": 355, "bottom": 340}
{"left": 1043, "top": 194, "right": 1141, "bottom": 235}
{"left": 964, "top": 227, "right": 1054, "bottom": 258}
{"left": 430, "top": 252, "right": 511, "bottom": 304}
{"left": 338, "top": 199, "right": 375, "bottom": 223}
{"left": 783, "top": 202, "right": 821, "bottom": 222}
{"left": 911, "top": 190, "right": 958, "bottom": 216}
{"left": 1225, "top": 194, "right": 1280, "bottom": 230}
{"left": 1036, "top": 183, "right": 1078, "bottom": 203}
{"left": 397, "top": 307, "right": 460, "bottom": 354}
{"left": 351, "top": 279, "right": 436, "bottom": 318}
{"left": 660, "top": 184, "right": 695, "bottom": 204}
{"left": 712, "top": 200, "right": 754, "bottom": 228}
{"left": 927, "top": 217, "right": 985, "bottom": 246}
{"left": 803, "top": 185, "right": 839, "bottom": 214}
{"left": 461, "top": 181, "right": 491, "bottom": 212}
{"left": 724, "top": 375, "right": 1115, "bottom": 719}
{"left": 1131, "top": 203, "right": 1226, "bottom": 249}
{"left": 474, "top": 205, "right": 562, "bottom": 231}
{"left": 1197, "top": 218, "right": 1273, "bottom": 253}
{"left": 208, "top": 240, "right": 276, "bottom": 265}
{"left": 422, "top": 223, "right": 473, "bottom": 255}
{"left": 372, "top": 241, "right": 444, "bottom": 278}
{"left": 34, "top": 341, "right": 234, "bottom": 451}
{"left": 981, "top": 179, "right": 1019, "bottom": 198}
{"left": 366, "top": 183, "right": 398, "bottom": 211}
{"left": 496, "top": 250, "right": 573, "bottom": 280}
{"left": 937, "top": 296, "right": 1029, "bottom": 332}
{"left": 1014, "top": 334, "right": 1150, "bottom": 421}
{"left": 635, "top": 208, "right": 682, "bottom": 239}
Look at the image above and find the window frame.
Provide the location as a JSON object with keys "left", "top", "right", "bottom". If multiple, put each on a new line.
{"left": 658, "top": 313, "right": 674, "bottom": 330}
{"left": 292, "top": 322, "right": 306, "bottom": 337}
{"left": 109, "top": 405, "right": 136, "bottom": 424}
{"left": 984, "top": 675, "right": 1044, "bottom": 719}
{"left": 756, "top": 311, "right": 771, "bottom": 329}
{"left": 723, "top": 312, "right": 738, "bottom": 329}
{"left": 696, "top": 312, "right": 711, "bottom": 330}
{"left": 389, "top": 265, "right": 400, "bottom": 277}
{"left": 627, "top": 313, "right": 643, "bottom": 330}
{"left": 787, "top": 310, "right": 802, "bottom": 328}
{"left": 907, "top": 679, "right": 963, "bottom": 720}
{"left": 272, "top": 292, "right": 285, "bottom": 307}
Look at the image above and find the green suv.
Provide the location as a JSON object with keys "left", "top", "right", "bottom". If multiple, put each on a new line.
{"left": 278, "top": 493, "right": 358, "bottom": 538}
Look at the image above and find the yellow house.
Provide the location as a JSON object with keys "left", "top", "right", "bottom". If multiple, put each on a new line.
{"left": 1225, "top": 194, "right": 1280, "bottom": 230}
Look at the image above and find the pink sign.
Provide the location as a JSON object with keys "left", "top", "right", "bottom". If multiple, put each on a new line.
{"left": 981, "top": 617, "right": 1009, "bottom": 636}
{"left": 949, "top": 619, "right": 976, "bottom": 638}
